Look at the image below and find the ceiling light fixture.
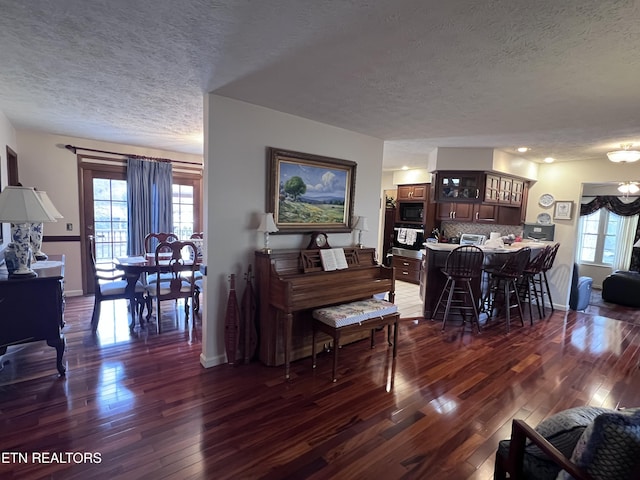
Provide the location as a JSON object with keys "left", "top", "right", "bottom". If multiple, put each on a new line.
{"left": 607, "top": 144, "right": 640, "bottom": 163}
{"left": 517, "top": 147, "right": 529, "bottom": 153}
{"left": 618, "top": 182, "right": 640, "bottom": 195}
{"left": 544, "top": 157, "right": 554, "bottom": 163}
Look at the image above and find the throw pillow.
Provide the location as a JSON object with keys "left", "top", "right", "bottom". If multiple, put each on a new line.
{"left": 557, "top": 408, "right": 640, "bottom": 480}
{"left": 527, "top": 406, "right": 613, "bottom": 460}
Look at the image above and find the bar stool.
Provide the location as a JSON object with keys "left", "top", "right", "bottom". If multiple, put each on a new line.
{"left": 432, "top": 245, "right": 485, "bottom": 332}
{"left": 541, "top": 243, "right": 560, "bottom": 312}
{"left": 484, "top": 247, "right": 531, "bottom": 332}
{"left": 518, "top": 246, "right": 549, "bottom": 323}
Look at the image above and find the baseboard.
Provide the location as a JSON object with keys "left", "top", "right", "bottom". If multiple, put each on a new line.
{"left": 200, "top": 352, "right": 226, "bottom": 368}
{"left": 65, "top": 289, "right": 84, "bottom": 297}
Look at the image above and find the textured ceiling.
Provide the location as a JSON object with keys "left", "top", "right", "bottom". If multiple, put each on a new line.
{"left": 1, "top": 1, "right": 640, "bottom": 170}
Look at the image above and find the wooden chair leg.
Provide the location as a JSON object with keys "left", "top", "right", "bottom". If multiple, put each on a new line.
{"left": 312, "top": 323, "right": 317, "bottom": 369}
{"left": 91, "top": 297, "right": 101, "bottom": 332}
{"left": 332, "top": 332, "right": 339, "bottom": 382}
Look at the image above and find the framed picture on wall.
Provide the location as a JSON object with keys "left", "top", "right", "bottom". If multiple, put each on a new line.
{"left": 266, "top": 147, "right": 357, "bottom": 233}
{"left": 554, "top": 200, "right": 573, "bottom": 220}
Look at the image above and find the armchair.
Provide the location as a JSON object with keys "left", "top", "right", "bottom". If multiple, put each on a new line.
{"left": 495, "top": 406, "right": 640, "bottom": 480}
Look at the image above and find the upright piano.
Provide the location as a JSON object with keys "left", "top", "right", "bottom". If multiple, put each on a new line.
{"left": 254, "top": 247, "right": 395, "bottom": 379}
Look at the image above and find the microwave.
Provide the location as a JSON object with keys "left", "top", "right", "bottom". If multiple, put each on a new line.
{"left": 398, "top": 202, "right": 424, "bottom": 223}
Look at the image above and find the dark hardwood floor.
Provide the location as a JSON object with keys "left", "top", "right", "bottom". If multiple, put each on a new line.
{"left": 1, "top": 289, "right": 639, "bottom": 479}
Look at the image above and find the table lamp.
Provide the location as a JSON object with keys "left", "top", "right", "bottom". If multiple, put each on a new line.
{"left": 0, "top": 186, "right": 58, "bottom": 278}
{"left": 31, "top": 190, "right": 64, "bottom": 261}
{"left": 354, "top": 216, "right": 369, "bottom": 248}
{"left": 257, "top": 213, "right": 278, "bottom": 253}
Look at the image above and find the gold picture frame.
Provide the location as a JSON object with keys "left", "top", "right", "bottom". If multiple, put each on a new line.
{"left": 266, "top": 147, "right": 356, "bottom": 233}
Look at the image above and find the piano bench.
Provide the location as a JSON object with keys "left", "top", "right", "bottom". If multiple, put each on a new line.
{"left": 311, "top": 298, "right": 400, "bottom": 382}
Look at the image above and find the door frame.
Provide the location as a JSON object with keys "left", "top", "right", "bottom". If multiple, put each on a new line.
{"left": 78, "top": 156, "right": 127, "bottom": 294}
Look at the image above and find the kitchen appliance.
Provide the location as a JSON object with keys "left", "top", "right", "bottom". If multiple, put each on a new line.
{"left": 392, "top": 224, "right": 425, "bottom": 255}
{"left": 398, "top": 202, "right": 424, "bottom": 223}
{"left": 459, "top": 233, "right": 487, "bottom": 246}
{"left": 523, "top": 223, "right": 555, "bottom": 241}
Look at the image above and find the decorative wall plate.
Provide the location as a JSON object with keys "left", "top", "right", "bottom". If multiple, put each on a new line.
{"left": 538, "top": 193, "right": 555, "bottom": 207}
{"left": 537, "top": 213, "right": 552, "bottom": 225}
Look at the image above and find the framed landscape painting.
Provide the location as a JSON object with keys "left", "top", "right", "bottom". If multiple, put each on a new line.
{"left": 267, "top": 147, "right": 356, "bottom": 233}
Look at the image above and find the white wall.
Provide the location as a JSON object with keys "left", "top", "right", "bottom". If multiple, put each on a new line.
{"left": 0, "top": 110, "right": 17, "bottom": 249}
{"left": 203, "top": 94, "right": 384, "bottom": 368}
{"left": 528, "top": 158, "right": 640, "bottom": 307}
{"left": 14, "top": 130, "right": 202, "bottom": 295}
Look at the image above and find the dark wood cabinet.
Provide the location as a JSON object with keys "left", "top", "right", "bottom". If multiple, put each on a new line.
{"left": 0, "top": 255, "right": 66, "bottom": 375}
{"left": 382, "top": 207, "right": 396, "bottom": 264}
{"left": 474, "top": 203, "right": 498, "bottom": 223}
{"left": 435, "top": 172, "right": 483, "bottom": 202}
{"left": 434, "top": 170, "right": 529, "bottom": 225}
{"left": 392, "top": 255, "right": 421, "bottom": 284}
{"left": 397, "top": 184, "right": 427, "bottom": 201}
{"left": 436, "top": 202, "right": 474, "bottom": 222}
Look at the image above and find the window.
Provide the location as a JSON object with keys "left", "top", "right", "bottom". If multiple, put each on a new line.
{"left": 172, "top": 174, "right": 201, "bottom": 239}
{"left": 172, "top": 184, "right": 194, "bottom": 238}
{"left": 93, "top": 178, "right": 128, "bottom": 262}
{"left": 578, "top": 209, "right": 620, "bottom": 265}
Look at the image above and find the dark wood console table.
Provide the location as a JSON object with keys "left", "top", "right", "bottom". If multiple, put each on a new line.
{"left": 0, "top": 255, "right": 66, "bottom": 375}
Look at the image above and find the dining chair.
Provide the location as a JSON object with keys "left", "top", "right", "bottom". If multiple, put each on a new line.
{"left": 146, "top": 240, "right": 198, "bottom": 333}
{"left": 432, "top": 245, "right": 485, "bottom": 332}
{"left": 144, "top": 232, "right": 179, "bottom": 285}
{"left": 88, "top": 235, "right": 146, "bottom": 333}
{"left": 189, "top": 232, "right": 204, "bottom": 312}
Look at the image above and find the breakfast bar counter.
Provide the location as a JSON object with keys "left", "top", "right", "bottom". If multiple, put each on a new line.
{"left": 419, "top": 241, "right": 553, "bottom": 318}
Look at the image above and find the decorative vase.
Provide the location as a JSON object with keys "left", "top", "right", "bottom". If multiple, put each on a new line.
{"left": 30, "top": 222, "right": 48, "bottom": 261}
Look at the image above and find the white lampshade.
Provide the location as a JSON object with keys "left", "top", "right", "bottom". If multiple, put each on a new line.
{"left": 35, "top": 190, "right": 64, "bottom": 219}
{"left": 0, "top": 186, "right": 58, "bottom": 223}
{"left": 257, "top": 213, "right": 278, "bottom": 233}
{"left": 354, "top": 216, "right": 369, "bottom": 231}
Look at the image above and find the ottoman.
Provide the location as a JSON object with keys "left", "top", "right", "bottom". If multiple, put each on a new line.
{"left": 602, "top": 270, "right": 640, "bottom": 307}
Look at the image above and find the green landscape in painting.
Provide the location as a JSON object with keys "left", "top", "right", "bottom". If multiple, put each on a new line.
{"left": 278, "top": 199, "right": 344, "bottom": 224}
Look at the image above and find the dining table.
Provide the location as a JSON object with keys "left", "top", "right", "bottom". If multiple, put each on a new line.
{"left": 115, "top": 253, "right": 200, "bottom": 327}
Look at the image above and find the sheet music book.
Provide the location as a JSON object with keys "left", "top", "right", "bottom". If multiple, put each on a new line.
{"left": 319, "top": 248, "right": 349, "bottom": 271}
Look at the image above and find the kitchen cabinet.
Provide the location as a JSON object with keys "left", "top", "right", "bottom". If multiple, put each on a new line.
{"left": 474, "top": 203, "right": 498, "bottom": 223}
{"left": 397, "top": 184, "right": 427, "bottom": 201}
{"left": 511, "top": 179, "right": 525, "bottom": 206}
{"left": 435, "top": 170, "right": 529, "bottom": 225}
{"left": 484, "top": 174, "right": 525, "bottom": 206}
{"left": 436, "top": 202, "right": 474, "bottom": 222}
{"left": 392, "top": 255, "right": 421, "bottom": 284}
{"left": 435, "top": 172, "right": 483, "bottom": 202}
{"left": 436, "top": 201, "right": 526, "bottom": 225}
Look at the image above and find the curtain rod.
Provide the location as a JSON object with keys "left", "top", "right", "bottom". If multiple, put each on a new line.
{"left": 64, "top": 144, "right": 201, "bottom": 167}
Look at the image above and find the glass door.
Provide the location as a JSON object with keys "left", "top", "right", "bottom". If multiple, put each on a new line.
{"left": 81, "top": 165, "right": 127, "bottom": 294}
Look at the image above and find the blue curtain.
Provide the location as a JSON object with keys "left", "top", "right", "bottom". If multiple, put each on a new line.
{"left": 127, "top": 158, "right": 173, "bottom": 255}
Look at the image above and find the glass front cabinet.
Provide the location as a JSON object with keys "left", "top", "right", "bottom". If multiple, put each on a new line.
{"left": 435, "top": 171, "right": 483, "bottom": 202}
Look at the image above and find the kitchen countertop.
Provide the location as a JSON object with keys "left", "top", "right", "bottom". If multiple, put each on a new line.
{"left": 423, "top": 240, "right": 554, "bottom": 253}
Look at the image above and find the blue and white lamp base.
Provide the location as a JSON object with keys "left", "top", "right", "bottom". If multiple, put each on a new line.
{"left": 9, "top": 223, "right": 36, "bottom": 278}
{"left": 30, "top": 222, "right": 48, "bottom": 261}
